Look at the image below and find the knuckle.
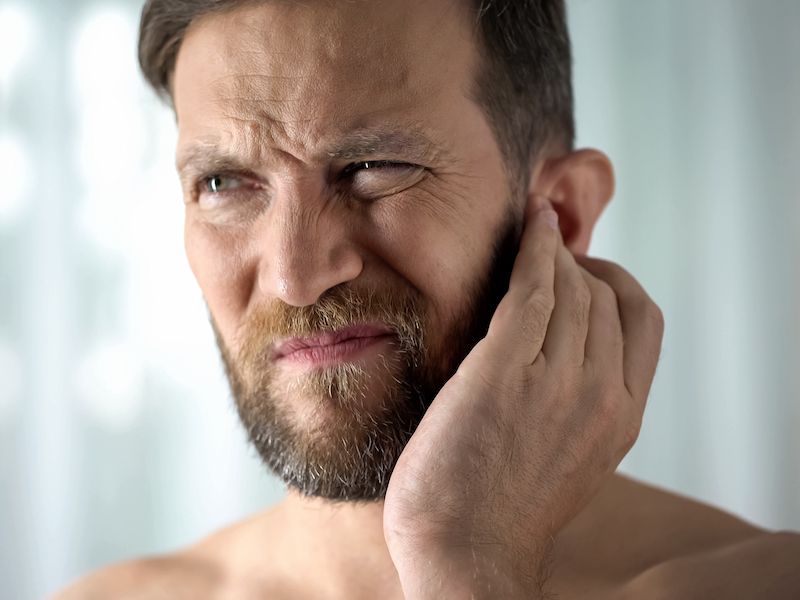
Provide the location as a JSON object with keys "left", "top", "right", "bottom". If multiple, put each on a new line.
{"left": 525, "top": 287, "right": 556, "bottom": 318}
{"left": 594, "top": 279, "right": 618, "bottom": 309}
{"left": 573, "top": 278, "right": 592, "bottom": 311}
{"left": 520, "top": 308, "right": 550, "bottom": 341}
{"left": 569, "top": 285, "right": 591, "bottom": 327}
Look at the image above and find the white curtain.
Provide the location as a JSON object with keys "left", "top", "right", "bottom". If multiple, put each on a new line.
{"left": 1, "top": 1, "right": 797, "bottom": 598}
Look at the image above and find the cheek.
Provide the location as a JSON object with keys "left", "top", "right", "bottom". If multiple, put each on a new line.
{"left": 368, "top": 189, "right": 498, "bottom": 323}
{"left": 184, "top": 219, "right": 253, "bottom": 342}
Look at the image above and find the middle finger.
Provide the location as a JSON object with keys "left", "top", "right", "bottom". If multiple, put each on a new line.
{"left": 540, "top": 230, "right": 591, "bottom": 368}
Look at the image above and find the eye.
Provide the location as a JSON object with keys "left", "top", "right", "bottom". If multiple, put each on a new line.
{"left": 340, "top": 160, "right": 416, "bottom": 177}
{"left": 340, "top": 161, "right": 425, "bottom": 198}
{"left": 203, "top": 174, "right": 243, "bottom": 194}
{"left": 192, "top": 173, "right": 264, "bottom": 213}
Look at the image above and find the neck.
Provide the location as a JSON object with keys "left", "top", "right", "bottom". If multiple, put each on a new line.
{"left": 277, "top": 491, "right": 404, "bottom": 598}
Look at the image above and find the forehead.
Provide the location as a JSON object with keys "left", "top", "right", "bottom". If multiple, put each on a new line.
{"left": 172, "top": 0, "right": 481, "bottom": 163}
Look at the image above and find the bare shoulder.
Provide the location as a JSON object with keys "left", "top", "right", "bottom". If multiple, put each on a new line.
{"left": 620, "top": 530, "right": 800, "bottom": 599}
{"left": 49, "top": 552, "right": 225, "bottom": 600}
{"left": 564, "top": 473, "right": 800, "bottom": 598}
{"left": 50, "top": 506, "right": 293, "bottom": 600}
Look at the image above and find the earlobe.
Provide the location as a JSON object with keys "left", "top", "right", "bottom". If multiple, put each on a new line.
{"left": 526, "top": 149, "right": 615, "bottom": 254}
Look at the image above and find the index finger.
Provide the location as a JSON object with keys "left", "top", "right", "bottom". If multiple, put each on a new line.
{"left": 485, "top": 205, "right": 560, "bottom": 366}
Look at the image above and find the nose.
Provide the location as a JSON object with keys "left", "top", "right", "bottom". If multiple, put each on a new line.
{"left": 256, "top": 194, "right": 364, "bottom": 307}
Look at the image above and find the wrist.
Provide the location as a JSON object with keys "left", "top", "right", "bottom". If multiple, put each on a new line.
{"left": 393, "top": 542, "right": 551, "bottom": 600}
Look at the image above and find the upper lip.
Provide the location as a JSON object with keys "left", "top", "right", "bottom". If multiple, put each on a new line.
{"left": 271, "top": 323, "right": 394, "bottom": 359}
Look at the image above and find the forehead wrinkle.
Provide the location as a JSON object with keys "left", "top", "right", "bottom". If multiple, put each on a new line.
{"left": 206, "top": 95, "right": 446, "bottom": 168}
{"left": 179, "top": 4, "right": 445, "bottom": 166}
{"left": 218, "top": 70, "right": 413, "bottom": 133}
{"left": 175, "top": 0, "right": 479, "bottom": 174}
{"left": 176, "top": 120, "right": 453, "bottom": 186}
{"left": 203, "top": 4, "right": 419, "bottom": 119}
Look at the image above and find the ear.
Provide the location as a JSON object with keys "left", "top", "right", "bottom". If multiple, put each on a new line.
{"left": 526, "top": 149, "right": 615, "bottom": 255}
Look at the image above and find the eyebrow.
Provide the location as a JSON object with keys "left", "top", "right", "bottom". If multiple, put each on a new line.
{"left": 176, "top": 144, "right": 252, "bottom": 187}
{"left": 324, "top": 128, "right": 443, "bottom": 161}
{"left": 175, "top": 127, "right": 447, "bottom": 183}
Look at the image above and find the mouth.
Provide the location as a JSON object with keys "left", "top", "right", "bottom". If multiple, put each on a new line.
{"left": 271, "top": 323, "right": 395, "bottom": 367}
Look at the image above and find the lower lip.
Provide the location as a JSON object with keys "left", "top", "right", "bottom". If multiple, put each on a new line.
{"left": 276, "top": 334, "right": 394, "bottom": 367}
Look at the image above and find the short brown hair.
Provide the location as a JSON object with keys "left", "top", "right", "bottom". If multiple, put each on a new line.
{"left": 138, "top": 0, "right": 574, "bottom": 183}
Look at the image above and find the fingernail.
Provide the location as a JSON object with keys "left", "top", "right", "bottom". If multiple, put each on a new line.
{"left": 542, "top": 209, "right": 559, "bottom": 230}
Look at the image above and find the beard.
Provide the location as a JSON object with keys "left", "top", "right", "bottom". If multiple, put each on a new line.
{"left": 211, "top": 207, "right": 521, "bottom": 502}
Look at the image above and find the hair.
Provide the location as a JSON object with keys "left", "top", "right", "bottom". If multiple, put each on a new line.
{"left": 138, "top": 0, "right": 574, "bottom": 186}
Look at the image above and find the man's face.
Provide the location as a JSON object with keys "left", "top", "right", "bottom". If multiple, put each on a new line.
{"left": 173, "top": 0, "right": 523, "bottom": 500}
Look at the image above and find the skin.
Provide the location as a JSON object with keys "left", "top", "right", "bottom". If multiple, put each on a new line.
{"left": 53, "top": 0, "right": 800, "bottom": 598}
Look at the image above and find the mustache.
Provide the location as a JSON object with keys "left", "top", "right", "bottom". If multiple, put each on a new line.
{"left": 236, "top": 284, "right": 426, "bottom": 367}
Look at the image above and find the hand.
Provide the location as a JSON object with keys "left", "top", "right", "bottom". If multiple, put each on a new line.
{"left": 383, "top": 200, "right": 665, "bottom": 599}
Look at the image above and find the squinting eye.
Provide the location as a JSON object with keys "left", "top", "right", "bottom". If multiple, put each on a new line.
{"left": 341, "top": 160, "right": 425, "bottom": 199}
{"left": 204, "top": 174, "right": 243, "bottom": 194}
{"left": 341, "top": 160, "right": 415, "bottom": 177}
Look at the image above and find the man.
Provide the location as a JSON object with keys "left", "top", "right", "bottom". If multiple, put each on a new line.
{"left": 56, "top": 0, "right": 800, "bottom": 598}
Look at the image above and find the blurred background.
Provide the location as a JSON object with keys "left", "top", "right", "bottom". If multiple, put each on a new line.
{"left": 1, "top": 0, "right": 798, "bottom": 597}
